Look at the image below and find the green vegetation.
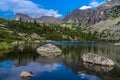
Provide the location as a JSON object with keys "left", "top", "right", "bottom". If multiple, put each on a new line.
{"left": 0, "top": 43, "right": 13, "bottom": 54}
{"left": 104, "top": 5, "right": 120, "bottom": 19}
{"left": 0, "top": 17, "right": 118, "bottom": 42}
{"left": 0, "top": 28, "right": 22, "bottom": 42}
{"left": 0, "top": 18, "right": 103, "bottom": 42}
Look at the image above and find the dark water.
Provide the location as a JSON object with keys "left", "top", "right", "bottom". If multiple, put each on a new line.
{"left": 0, "top": 42, "right": 120, "bottom": 80}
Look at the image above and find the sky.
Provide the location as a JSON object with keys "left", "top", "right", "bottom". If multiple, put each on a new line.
{"left": 0, "top": 0, "right": 105, "bottom": 19}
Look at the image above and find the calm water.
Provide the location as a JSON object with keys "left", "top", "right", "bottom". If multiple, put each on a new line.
{"left": 0, "top": 42, "right": 120, "bottom": 80}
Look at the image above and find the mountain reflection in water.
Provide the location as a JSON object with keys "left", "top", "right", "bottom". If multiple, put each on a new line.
{"left": 0, "top": 42, "right": 120, "bottom": 80}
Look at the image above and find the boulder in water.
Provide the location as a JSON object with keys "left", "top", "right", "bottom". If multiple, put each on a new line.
{"left": 82, "top": 53, "right": 114, "bottom": 66}
{"left": 20, "top": 71, "right": 34, "bottom": 78}
{"left": 36, "top": 44, "right": 62, "bottom": 57}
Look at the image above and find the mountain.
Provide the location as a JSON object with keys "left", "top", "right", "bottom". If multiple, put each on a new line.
{"left": 64, "top": 0, "right": 120, "bottom": 26}
{"left": 14, "top": 13, "right": 63, "bottom": 23}
{"left": 14, "top": 0, "right": 120, "bottom": 25}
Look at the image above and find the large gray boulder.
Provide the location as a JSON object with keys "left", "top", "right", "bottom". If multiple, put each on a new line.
{"left": 82, "top": 53, "right": 114, "bottom": 66}
{"left": 36, "top": 44, "right": 62, "bottom": 57}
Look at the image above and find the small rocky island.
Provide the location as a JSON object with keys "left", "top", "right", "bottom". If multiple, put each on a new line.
{"left": 36, "top": 44, "right": 62, "bottom": 57}
{"left": 82, "top": 53, "right": 114, "bottom": 66}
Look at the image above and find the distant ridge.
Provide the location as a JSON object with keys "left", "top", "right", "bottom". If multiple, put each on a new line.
{"left": 14, "top": 13, "right": 63, "bottom": 23}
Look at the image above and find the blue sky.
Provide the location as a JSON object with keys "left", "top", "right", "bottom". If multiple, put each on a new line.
{"left": 0, "top": 0, "right": 105, "bottom": 19}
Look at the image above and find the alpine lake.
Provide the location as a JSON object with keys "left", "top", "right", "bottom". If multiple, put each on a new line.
{"left": 0, "top": 42, "right": 120, "bottom": 80}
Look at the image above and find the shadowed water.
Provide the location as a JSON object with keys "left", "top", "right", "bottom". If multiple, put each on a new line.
{"left": 0, "top": 42, "right": 120, "bottom": 80}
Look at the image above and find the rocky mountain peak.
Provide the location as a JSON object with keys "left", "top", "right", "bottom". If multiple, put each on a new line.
{"left": 14, "top": 13, "right": 34, "bottom": 22}
{"left": 64, "top": 12, "right": 71, "bottom": 21}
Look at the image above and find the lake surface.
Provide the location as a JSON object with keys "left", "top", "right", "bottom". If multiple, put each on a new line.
{"left": 0, "top": 42, "right": 120, "bottom": 80}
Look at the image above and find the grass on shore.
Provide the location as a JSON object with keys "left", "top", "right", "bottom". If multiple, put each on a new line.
{"left": 0, "top": 43, "right": 13, "bottom": 52}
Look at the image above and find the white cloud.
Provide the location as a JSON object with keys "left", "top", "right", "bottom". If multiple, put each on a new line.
{"left": 90, "top": 1, "right": 102, "bottom": 8}
{"left": 79, "top": 0, "right": 103, "bottom": 10}
{"left": 0, "top": 0, "right": 62, "bottom": 18}
{"left": 79, "top": 6, "right": 92, "bottom": 10}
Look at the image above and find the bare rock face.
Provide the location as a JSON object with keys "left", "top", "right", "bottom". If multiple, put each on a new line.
{"left": 20, "top": 71, "right": 34, "bottom": 78}
{"left": 36, "top": 44, "right": 62, "bottom": 57}
{"left": 82, "top": 53, "right": 114, "bottom": 66}
{"left": 64, "top": 8, "right": 106, "bottom": 26}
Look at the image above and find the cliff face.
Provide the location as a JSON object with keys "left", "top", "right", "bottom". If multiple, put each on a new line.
{"left": 64, "top": 9, "right": 106, "bottom": 26}
{"left": 64, "top": 0, "right": 120, "bottom": 26}
{"left": 14, "top": 13, "right": 63, "bottom": 23}
{"left": 65, "top": 9, "right": 105, "bottom": 26}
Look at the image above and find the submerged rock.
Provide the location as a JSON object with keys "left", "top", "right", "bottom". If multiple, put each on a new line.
{"left": 114, "top": 43, "right": 120, "bottom": 46}
{"left": 83, "top": 62, "right": 114, "bottom": 72}
{"left": 82, "top": 53, "right": 114, "bottom": 66}
{"left": 36, "top": 44, "right": 62, "bottom": 57}
{"left": 20, "top": 71, "right": 34, "bottom": 78}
